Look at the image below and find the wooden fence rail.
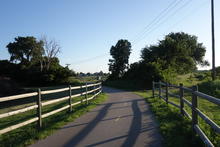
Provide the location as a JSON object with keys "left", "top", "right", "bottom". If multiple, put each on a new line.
{"left": 152, "top": 81, "right": 220, "bottom": 147}
{"left": 0, "top": 82, "right": 102, "bottom": 135}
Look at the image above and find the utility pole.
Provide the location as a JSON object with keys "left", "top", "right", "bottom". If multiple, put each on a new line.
{"left": 66, "top": 63, "right": 70, "bottom": 68}
{"left": 211, "top": 0, "right": 216, "bottom": 81}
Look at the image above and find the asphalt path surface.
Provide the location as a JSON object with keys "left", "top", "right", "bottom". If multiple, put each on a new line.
{"left": 30, "top": 87, "right": 162, "bottom": 147}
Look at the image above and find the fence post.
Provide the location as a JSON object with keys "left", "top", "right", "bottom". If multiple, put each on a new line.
{"left": 165, "top": 82, "right": 168, "bottom": 104}
{"left": 80, "top": 85, "right": 83, "bottom": 103}
{"left": 159, "top": 81, "right": 161, "bottom": 98}
{"left": 37, "top": 88, "right": 42, "bottom": 129}
{"left": 93, "top": 84, "right": 95, "bottom": 97}
{"left": 192, "top": 85, "right": 198, "bottom": 132}
{"left": 69, "top": 85, "right": 72, "bottom": 112}
{"left": 85, "top": 83, "right": 88, "bottom": 105}
{"left": 100, "top": 82, "right": 103, "bottom": 93}
{"left": 179, "top": 83, "right": 184, "bottom": 115}
{"left": 152, "top": 81, "right": 155, "bottom": 98}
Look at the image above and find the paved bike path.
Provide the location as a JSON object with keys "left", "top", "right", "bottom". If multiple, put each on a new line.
{"left": 30, "top": 87, "right": 162, "bottom": 147}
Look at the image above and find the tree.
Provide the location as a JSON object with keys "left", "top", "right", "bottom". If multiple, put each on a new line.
{"left": 6, "top": 36, "right": 44, "bottom": 65}
{"left": 108, "top": 39, "right": 131, "bottom": 79}
{"left": 141, "top": 32, "right": 208, "bottom": 74}
{"left": 40, "top": 36, "right": 61, "bottom": 71}
{"left": 123, "top": 61, "right": 164, "bottom": 88}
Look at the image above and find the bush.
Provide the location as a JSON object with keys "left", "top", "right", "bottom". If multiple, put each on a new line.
{"left": 106, "top": 61, "right": 178, "bottom": 90}
{"left": 0, "top": 59, "right": 74, "bottom": 87}
{"left": 115, "top": 61, "right": 177, "bottom": 89}
{"left": 198, "top": 80, "right": 220, "bottom": 98}
{"left": 124, "top": 62, "right": 163, "bottom": 88}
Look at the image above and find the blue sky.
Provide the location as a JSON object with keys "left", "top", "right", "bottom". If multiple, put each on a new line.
{"left": 0, "top": 0, "right": 219, "bottom": 73}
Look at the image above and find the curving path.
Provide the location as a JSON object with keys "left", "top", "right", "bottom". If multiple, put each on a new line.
{"left": 30, "top": 87, "right": 162, "bottom": 147}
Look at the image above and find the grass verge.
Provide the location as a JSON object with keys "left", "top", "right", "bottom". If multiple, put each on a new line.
{"left": 158, "top": 87, "right": 220, "bottom": 146}
{"left": 0, "top": 93, "right": 107, "bottom": 147}
{"left": 134, "top": 90, "right": 203, "bottom": 147}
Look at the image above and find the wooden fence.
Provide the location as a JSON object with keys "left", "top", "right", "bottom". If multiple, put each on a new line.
{"left": 0, "top": 82, "right": 102, "bottom": 135}
{"left": 152, "top": 81, "right": 220, "bottom": 147}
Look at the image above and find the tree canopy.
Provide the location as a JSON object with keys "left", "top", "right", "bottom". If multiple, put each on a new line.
{"left": 6, "top": 36, "right": 44, "bottom": 65}
{"left": 108, "top": 39, "right": 131, "bottom": 79}
{"left": 106, "top": 32, "right": 210, "bottom": 89}
{"left": 2, "top": 36, "right": 73, "bottom": 86}
{"left": 141, "top": 32, "right": 208, "bottom": 73}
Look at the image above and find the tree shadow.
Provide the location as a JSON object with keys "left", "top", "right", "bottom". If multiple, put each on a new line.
{"left": 86, "top": 99, "right": 160, "bottom": 147}
{"left": 64, "top": 103, "right": 112, "bottom": 147}
{"left": 63, "top": 95, "right": 160, "bottom": 147}
{"left": 61, "top": 114, "right": 133, "bottom": 130}
{"left": 121, "top": 100, "right": 142, "bottom": 147}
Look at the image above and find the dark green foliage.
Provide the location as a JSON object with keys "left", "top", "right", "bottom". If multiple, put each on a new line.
{"left": 6, "top": 36, "right": 44, "bottom": 65}
{"left": 108, "top": 61, "right": 176, "bottom": 89}
{"left": 1, "top": 36, "right": 74, "bottom": 88}
{"left": 194, "top": 71, "right": 211, "bottom": 81}
{"left": 198, "top": 80, "right": 220, "bottom": 98}
{"left": 216, "top": 66, "right": 220, "bottom": 78}
{"left": 104, "top": 80, "right": 141, "bottom": 90}
{"left": 141, "top": 32, "right": 208, "bottom": 74}
{"left": 0, "top": 59, "right": 72, "bottom": 87}
{"left": 107, "top": 32, "right": 209, "bottom": 89}
{"left": 123, "top": 62, "right": 163, "bottom": 88}
{"left": 0, "top": 60, "right": 19, "bottom": 77}
{"left": 108, "top": 39, "right": 131, "bottom": 79}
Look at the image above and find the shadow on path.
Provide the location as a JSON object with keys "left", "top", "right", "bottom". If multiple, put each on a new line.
{"left": 61, "top": 114, "right": 133, "bottom": 130}
{"left": 121, "top": 100, "right": 142, "bottom": 147}
{"left": 86, "top": 99, "right": 143, "bottom": 147}
{"left": 64, "top": 103, "right": 112, "bottom": 147}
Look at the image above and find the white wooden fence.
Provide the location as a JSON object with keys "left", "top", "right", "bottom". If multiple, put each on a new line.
{"left": 0, "top": 82, "right": 102, "bottom": 135}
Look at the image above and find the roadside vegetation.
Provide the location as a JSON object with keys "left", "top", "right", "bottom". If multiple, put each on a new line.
{"left": 105, "top": 31, "right": 220, "bottom": 146}
{"left": 0, "top": 36, "right": 106, "bottom": 97}
{"left": 107, "top": 72, "right": 220, "bottom": 146}
{"left": 135, "top": 90, "right": 203, "bottom": 147}
{"left": 105, "top": 32, "right": 210, "bottom": 89}
{"left": 0, "top": 93, "right": 107, "bottom": 147}
{"left": 159, "top": 72, "right": 220, "bottom": 146}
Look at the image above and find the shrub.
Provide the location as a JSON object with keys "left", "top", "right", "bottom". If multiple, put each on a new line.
{"left": 198, "top": 80, "right": 220, "bottom": 98}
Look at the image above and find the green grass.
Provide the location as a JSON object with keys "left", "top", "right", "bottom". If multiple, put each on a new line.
{"left": 0, "top": 93, "right": 107, "bottom": 147}
{"left": 165, "top": 72, "right": 220, "bottom": 146}
{"left": 134, "top": 90, "right": 203, "bottom": 147}
{"left": 171, "top": 72, "right": 211, "bottom": 87}
{"left": 157, "top": 87, "right": 220, "bottom": 146}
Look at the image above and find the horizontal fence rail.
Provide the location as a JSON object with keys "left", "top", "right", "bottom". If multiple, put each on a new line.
{"left": 0, "top": 82, "right": 102, "bottom": 135}
{"left": 152, "top": 81, "right": 219, "bottom": 147}
{"left": 0, "top": 104, "right": 38, "bottom": 119}
{"left": 0, "top": 92, "right": 38, "bottom": 102}
{"left": 41, "top": 87, "right": 69, "bottom": 95}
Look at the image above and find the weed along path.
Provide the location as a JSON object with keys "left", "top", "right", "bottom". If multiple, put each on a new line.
{"left": 30, "top": 87, "right": 162, "bottom": 147}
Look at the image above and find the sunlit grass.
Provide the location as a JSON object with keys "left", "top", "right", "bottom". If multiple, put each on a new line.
{"left": 134, "top": 90, "right": 203, "bottom": 147}
{"left": 150, "top": 86, "right": 220, "bottom": 146}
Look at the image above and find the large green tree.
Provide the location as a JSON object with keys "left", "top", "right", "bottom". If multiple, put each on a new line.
{"left": 108, "top": 39, "right": 131, "bottom": 79}
{"left": 141, "top": 32, "right": 209, "bottom": 73}
{"left": 6, "top": 36, "right": 44, "bottom": 65}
